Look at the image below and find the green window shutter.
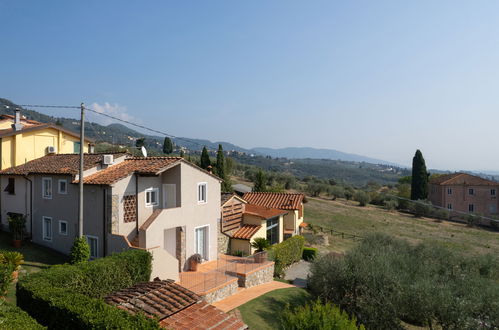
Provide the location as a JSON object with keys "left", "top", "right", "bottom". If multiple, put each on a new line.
{"left": 74, "top": 142, "right": 81, "bottom": 153}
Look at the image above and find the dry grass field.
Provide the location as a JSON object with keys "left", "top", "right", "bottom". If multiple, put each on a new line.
{"left": 305, "top": 197, "right": 499, "bottom": 255}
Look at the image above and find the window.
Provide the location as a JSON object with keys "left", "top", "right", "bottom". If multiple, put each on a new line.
{"left": 145, "top": 188, "right": 159, "bottom": 207}
{"left": 197, "top": 183, "right": 207, "bottom": 203}
{"left": 86, "top": 235, "right": 98, "bottom": 259}
{"left": 73, "top": 141, "right": 81, "bottom": 153}
{"left": 194, "top": 226, "right": 209, "bottom": 260}
{"left": 469, "top": 204, "right": 475, "bottom": 212}
{"left": 4, "top": 178, "right": 15, "bottom": 195}
{"left": 42, "top": 177, "right": 52, "bottom": 199}
{"left": 489, "top": 204, "right": 497, "bottom": 214}
{"left": 266, "top": 217, "right": 280, "bottom": 245}
{"left": 447, "top": 188, "right": 452, "bottom": 195}
{"left": 491, "top": 189, "right": 496, "bottom": 196}
{"left": 59, "top": 220, "right": 68, "bottom": 236}
{"left": 447, "top": 203, "right": 452, "bottom": 210}
{"left": 58, "top": 179, "right": 67, "bottom": 194}
{"left": 468, "top": 188, "right": 475, "bottom": 196}
{"left": 42, "top": 216, "right": 52, "bottom": 241}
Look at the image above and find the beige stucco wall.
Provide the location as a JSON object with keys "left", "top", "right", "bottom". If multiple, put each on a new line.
{"left": 0, "top": 176, "right": 32, "bottom": 232}
{"left": 239, "top": 214, "right": 284, "bottom": 254}
{"left": 231, "top": 238, "right": 251, "bottom": 256}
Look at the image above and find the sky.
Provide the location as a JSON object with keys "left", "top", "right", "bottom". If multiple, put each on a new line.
{"left": 1, "top": 1, "right": 499, "bottom": 171}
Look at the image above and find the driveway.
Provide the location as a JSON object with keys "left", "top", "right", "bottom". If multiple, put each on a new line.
{"left": 284, "top": 260, "right": 311, "bottom": 288}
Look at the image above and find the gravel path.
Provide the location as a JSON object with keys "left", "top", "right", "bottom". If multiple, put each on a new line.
{"left": 284, "top": 260, "right": 311, "bottom": 288}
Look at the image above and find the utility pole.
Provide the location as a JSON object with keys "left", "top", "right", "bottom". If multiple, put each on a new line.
{"left": 78, "top": 103, "right": 85, "bottom": 238}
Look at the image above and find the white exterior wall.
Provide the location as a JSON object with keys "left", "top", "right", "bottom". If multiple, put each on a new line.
{"left": 0, "top": 175, "right": 32, "bottom": 232}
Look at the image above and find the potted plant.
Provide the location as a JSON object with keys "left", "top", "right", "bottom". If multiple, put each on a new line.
{"left": 8, "top": 214, "right": 26, "bottom": 248}
{"left": 251, "top": 238, "right": 270, "bottom": 263}
{"left": 189, "top": 253, "right": 202, "bottom": 271}
{"left": 0, "top": 251, "right": 24, "bottom": 280}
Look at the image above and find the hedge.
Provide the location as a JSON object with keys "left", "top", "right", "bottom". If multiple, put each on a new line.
{"left": 302, "top": 247, "right": 318, "bottom": 261}
{"left": 269, "top": 235, "right": 305, "bottom": 277}
{"left": 17, "top": 249, "right": 160, "bottom": 329}
{"left": 0, "top": 300, "right": 45, "bottom": 329}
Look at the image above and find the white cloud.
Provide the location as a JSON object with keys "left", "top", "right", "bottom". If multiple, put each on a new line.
{"left": 89, "top": 102, "right": 139, "bottom": 126}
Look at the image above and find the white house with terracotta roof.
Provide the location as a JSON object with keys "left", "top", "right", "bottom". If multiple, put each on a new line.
{"left": 218, "top": 192, "right": 305, "bottom": 256}
{"left": 0, "top": 153, "right": 221, "bottom": 281}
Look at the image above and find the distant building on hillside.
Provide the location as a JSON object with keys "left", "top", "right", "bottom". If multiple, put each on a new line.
{"left": 429, "top": 173, "right": 499, "bottom": 217}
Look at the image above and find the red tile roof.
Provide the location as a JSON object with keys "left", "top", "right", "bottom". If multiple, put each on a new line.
{"left": 105, "top": 279, "right": 200, "bottom": 319}
{"left": 0, "top": 153, "right": 126, "bottom": 176}
{"left": 243, "top": 192, "right": 304, "bottom": 210}
{"left": 244, "top": 204, "right": 287, "bottom": 219}
{"left": 106, "top": 279, "right": 247, "bottom": 329}
{"left": 231, "top": 224, "right": 262, "bottom": 240}
{"left": 430, "top": 173, "right": 499, "bottom": 186}
{"left": 160, "top": 300, "right": 247, "bottom": 329}
{"left": 82, "top": 157, "right": 183, "bottom": 184}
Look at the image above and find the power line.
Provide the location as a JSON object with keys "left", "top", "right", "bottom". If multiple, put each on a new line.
{"left": 1, "top": 103, "right": 208, "bottom": 150}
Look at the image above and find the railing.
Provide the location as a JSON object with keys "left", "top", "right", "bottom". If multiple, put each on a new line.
{"left": 179, "top": 252, "right": 272, "bottom": 294}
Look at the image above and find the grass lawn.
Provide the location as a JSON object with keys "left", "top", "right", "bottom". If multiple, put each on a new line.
{"left": 305, "top": 197, "right": 499, "bottom": 255}
{"left": 0, "top": 230, "right": 67, "bottom": 303}
{"left": 237, "top": 287, "right": 312, "bottom": 330}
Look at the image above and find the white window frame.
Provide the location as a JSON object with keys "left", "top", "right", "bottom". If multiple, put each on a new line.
{"left": 86, "top": 235, "right": 99, "bottom": 259}
{"left": 197, "top": 182, "right": 208, "bottom": 204}
{"left": 468, "top": 188, "right": 475, "bottom": 196}
{"left": 145, "top": 187, "right": 159, "bottom": 207}
{"left": 42, "top": 216, "right": 52, "bottom": 241}
{"left": 194, "top": 224, "right": 210, "bottom": 261}
{"left": 42, "top": 177, "right": 52, "bottom": 199}
{"left": 58, "top": 179, "right": 68, "bottom": 195}
{"left": 59, "top": 220, "right": 68, "bottom": 236}
{"left": 447, "top": 188, "right": 452, "bottom": 195}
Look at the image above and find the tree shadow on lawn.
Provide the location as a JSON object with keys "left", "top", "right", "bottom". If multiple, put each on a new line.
{"left": 241, "top": 288, "right": 312, "bottom": 329}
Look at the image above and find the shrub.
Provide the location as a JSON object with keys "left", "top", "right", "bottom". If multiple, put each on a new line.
{"left": 409, "top": 199, "right": 432, "bottom": 217}
{"left": 251, "top": 238, "right": 271, "bottom": 252}
{"left": 69, "top": 236, "right": 91, "bottom": 264}
{"left": 17, "top": 249, "right": 158, "bottom": 329}
{"left": 433, "top": 208, "right": 449, "bottom": 221}
{"left": 384, "top": 199, "right": 398, "bottom": 211}
{"left": 8, "top": 213, "right": 26, "bottom": 240}
{"left": 1, "top": 251, "right": 24, "bottom": 271}
{"left": 302, "top": 247, "right": 318, "bottom": 261}
{"left": 308, "top": 233, "right": 499, "bottom": 329}
{"left": 269, "top": 236, "right": 305, "bottom": 277}
{"left": 0, "top": 300, "right": 45, "bottom": 329}
{"left": 467, "top": 214, "right": 478, "bottom": 227}
{"left": 280, "top": 299, "right": 364, "bottom": 330}
{"left": 329, "top": 186, "right": 345, "bottom": 200}
{"left": 353, "top": 191, "right": 370, "bottom": 207}
{"left": 0, "top": 263, "right": 14, "bottom": 297}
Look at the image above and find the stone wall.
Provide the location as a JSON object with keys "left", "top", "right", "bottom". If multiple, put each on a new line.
{"left": 202, "top": 278, "right": 239, "bottom": 304}
{"left": 228, "top": 263, "right": 274, "bottom": 289}
{"left": 176, "top": 226, "right": 186, "bottom": 271}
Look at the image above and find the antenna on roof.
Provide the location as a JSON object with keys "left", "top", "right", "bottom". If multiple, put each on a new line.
{"left": 141, "top": 146, "right": 148, "bottom": 158}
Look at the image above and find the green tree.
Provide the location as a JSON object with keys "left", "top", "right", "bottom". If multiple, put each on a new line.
{"left": 162, "top": 137, "right": 173, "bottom": 154}
{"left": 69, "top": 236, "right": 90, "bottom": 264}
{"left": 135, "top": 137, "right": 145, "bottom": 148}
{"left": 253, "top": 169, "right": 267, "bottom": 192}
{"left": 215, "top": 144, "right": 233, "bottom": 192}
{"left": 411, "top": 150, "right": 429, "bottom": 200}
{"left": 200, "top": 146, "right": 211, "bottom": 170}
{"left": 179, "top": 149, "right": 185, "bottom": 157}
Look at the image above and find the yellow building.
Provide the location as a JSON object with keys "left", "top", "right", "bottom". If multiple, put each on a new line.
{"left": 0, "top": 110, "right": 94, "bottom": 169}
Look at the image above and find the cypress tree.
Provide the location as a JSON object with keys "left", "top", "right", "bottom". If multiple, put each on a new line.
{"left": 163, "top": 137, "right": 173, "bottom": 154}
{"left": 411, "top": 149, "right": 429, "bottom": 200}
{"left": 200, "top": 147, "right": 211, "bottom": 170}
{"left": 253, "top": 169, "right": 267, "bottom": 192}
{"left": 215, "top": 144, "right": 233, "bottom": 192}
{"left": 135, "top": 137, "right": 145, "bottom": 148}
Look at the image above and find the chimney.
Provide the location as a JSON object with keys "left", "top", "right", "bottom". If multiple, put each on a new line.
{"left": 12, "top": 109, "right": 24, "bottom": 131}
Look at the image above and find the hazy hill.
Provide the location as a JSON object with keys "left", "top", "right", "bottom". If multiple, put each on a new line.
{"left": 252, "top": 147, "right": 401, "bottom": 166}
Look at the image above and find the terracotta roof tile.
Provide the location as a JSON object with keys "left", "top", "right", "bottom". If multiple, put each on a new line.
{"left": 430, "top": 173, "right": 499, "bottom": 186}
{"left": 159, "top": 300, "right": 247, "bottom": 329}
{"left": 0, "top": 153, "right": 126, "bottom": 176}
{"left": 243, "top": 192, "right": 304, "bottom": 210}
{"left": 244, "top": 204, "right": 287, "bottom": 219}
{"left": 231, "top": 224, "right": 262, "bottom": 240}
{"left": 105, "top": 279, "right": 200, "bottom": 320}
{"left": 82, "top": 157, "right": 182, "bottom": 184}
